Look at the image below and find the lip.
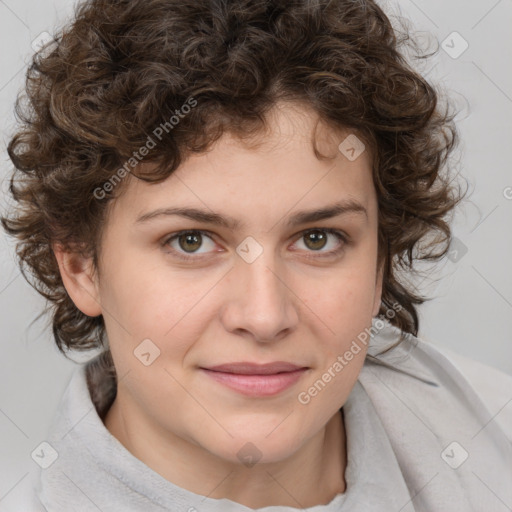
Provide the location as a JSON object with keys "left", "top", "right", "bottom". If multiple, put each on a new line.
{"left": 200, "top": 361, "right": 309, "bottom": 397}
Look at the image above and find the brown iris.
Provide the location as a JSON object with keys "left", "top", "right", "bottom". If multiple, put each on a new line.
{"left": 303, "top": 230, "right": 328, "bottom": 251}
{"left": 178, "top": 232, "right": 203, "bottom": 253}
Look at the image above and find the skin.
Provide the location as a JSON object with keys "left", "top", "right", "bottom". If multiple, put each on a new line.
{"left": 54, "top": 101, "right": 383, "bottom": 508}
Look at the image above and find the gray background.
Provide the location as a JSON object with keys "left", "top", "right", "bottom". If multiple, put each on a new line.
{"left": 0, "top": 0, "right": 511, "bottom": 505}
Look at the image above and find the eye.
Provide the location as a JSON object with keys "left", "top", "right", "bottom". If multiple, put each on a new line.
{"left": 291, "top": 228, "right": 348, "bottom": 258}
{"left": 162, "top": 228, "right": 348, "bottom": 262}
{"left": 163, "top": 230, "right": 218, "bottom": 260}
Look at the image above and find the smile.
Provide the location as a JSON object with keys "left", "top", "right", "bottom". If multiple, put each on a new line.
{"left": 200, "top": 362, "right": 309, "bottom": 397}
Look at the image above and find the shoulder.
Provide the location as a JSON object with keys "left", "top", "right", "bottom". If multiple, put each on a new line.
{"left": 426, "top": 342, "right": 512, "bottom": 442}
{"left": 0, "top": 363, "right": 94, "bottom": 512}
{"left": 0, "top": 466, "right": 46, "bottom": 512}
{"left": 365, "top": 318, "right": 512, "bottom": 443}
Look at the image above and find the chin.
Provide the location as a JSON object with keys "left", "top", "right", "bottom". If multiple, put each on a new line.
{"left": 210, "top": 427, "right": 307, "bottom": 467}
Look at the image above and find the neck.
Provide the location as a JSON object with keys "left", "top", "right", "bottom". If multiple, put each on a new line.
{"left": 104, "top": 397, "right": 347, "bottom": 508}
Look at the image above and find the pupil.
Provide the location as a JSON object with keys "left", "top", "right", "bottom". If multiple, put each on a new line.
{"left": 180, "top": 233, "right": 201, "bottom": 252}
{"left": 306, "top": 230, "right": 326, "bottom": 250}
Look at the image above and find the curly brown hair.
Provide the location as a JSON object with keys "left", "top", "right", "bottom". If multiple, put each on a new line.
{"left": 1, "top": 0, "right": 467, "bottom": 358}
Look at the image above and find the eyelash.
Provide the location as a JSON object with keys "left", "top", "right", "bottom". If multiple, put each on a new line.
{"left": 161, "top": 228, "right": 349, "bottom": 262}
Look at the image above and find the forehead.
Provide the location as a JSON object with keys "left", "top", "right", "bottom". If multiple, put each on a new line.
{"left": 108, "top": 102, "right": 376, "bottom": 228}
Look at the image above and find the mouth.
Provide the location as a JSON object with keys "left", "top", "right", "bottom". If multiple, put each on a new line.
{"left": 199, "top": 361, "right": 309, "bottom": 397}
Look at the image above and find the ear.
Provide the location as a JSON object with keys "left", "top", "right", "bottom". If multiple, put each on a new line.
{"left": 372, "top": 259, "right": 384, "bottom": 317}
{"left": 52, "top": 243, "right": 102, "bottom": 317}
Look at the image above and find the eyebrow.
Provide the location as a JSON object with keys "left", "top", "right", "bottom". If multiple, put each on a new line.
{"left": 135, "top": 199, "right": 368, "bottom": 230}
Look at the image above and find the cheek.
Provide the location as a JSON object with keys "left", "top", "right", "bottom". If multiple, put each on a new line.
{"left": 305, "top": 269, "right": 377, "bottom": 327}
{"left": 100, "top": 249, "right": 214, "bottom": 331}
{"left": 296, "top": 272, "right": 377, "bottom": 377}
{"left": 101, "top": 267, "right": 225, "bottom": 379}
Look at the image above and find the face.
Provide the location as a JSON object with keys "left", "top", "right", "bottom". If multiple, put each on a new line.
{"left": 73, "top": 101, "right": 382, "bottom": 466}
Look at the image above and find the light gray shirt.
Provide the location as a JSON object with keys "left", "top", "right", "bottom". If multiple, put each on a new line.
{"left": 4, "top": 319, "right": 512, "bottom": 511}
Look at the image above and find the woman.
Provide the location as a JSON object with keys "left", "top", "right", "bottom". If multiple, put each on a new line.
{"left": 2, "top": 0, "right": 511, "bottom": 510}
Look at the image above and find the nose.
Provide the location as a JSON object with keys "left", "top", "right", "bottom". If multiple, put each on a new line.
{"left": 219, "top": 254, "right": 299, "bottom": 343}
